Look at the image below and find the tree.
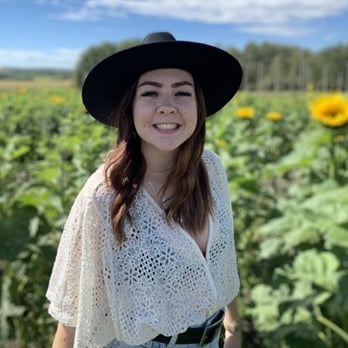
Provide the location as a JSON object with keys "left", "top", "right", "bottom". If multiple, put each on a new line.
{"left": 74, "top": 39, "right": 140, "bottom": 88}
{"left": 316, "top": 44, "right": 348, "bottom": 90}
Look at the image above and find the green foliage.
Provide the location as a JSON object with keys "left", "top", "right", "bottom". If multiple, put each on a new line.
{"left": 0, "top": 88, "right": 347, "bottom": 347}
{"left": 0, "top": 87, "right": 115, "bottom": 346}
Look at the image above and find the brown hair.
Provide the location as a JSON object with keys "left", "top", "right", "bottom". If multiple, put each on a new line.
{"left": 105, "top": 77, "right": 213, "bottom": 243}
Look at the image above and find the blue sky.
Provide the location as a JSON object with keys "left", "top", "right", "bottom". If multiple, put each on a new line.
{"left": 1, "top": 0, "right": 348, "bottom": 69}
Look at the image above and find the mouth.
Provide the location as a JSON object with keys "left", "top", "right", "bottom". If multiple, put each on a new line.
{"left": 153, "top": 123, "right": 180, "bottom": 130}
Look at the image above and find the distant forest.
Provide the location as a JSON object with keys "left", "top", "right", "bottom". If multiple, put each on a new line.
{"left": 0, "top": 68, "right": 72, "bottom": 81}
{"left": 2, "top": 41, "right": 348, "bottom": 92}
{"left": 228, "top": 42, "right": 348, "bottom": 91}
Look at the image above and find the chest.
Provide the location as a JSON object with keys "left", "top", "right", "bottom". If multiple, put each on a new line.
{"left": 189, "top": 218, "right": 210, "bottom": 256}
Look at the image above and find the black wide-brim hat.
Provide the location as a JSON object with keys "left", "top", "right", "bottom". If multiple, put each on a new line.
{"left": 82, "top": 32, "right": 243, "bottom": 126}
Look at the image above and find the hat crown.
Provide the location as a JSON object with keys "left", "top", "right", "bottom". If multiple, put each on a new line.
{"left": 142, "top": 32, "right": 176, "bottom": 44}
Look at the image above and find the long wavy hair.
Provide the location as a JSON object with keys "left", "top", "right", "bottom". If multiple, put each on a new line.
{"left": 105, "top": 76, "right": 213, "bottom": 243}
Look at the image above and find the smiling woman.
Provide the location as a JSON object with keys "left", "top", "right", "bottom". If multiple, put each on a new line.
{"left": 46, "top": 32, "right": 243, "bottom": 348}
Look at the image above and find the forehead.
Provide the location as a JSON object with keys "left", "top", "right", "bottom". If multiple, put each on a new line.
{"left": 138, "top": 68, "right": 194, "bottom": 84}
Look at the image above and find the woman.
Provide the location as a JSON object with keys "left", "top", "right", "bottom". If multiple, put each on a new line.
{"left": 47, "top": 32, "right": 243, "bottom": 348}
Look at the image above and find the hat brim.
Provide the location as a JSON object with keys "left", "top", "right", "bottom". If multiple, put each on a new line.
{"left": 82, "top": 41, "right": 243, "bottom": 125}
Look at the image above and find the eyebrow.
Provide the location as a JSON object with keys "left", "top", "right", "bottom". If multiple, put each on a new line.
{"left": 137, "top": 80, "right": 194, "bottom": 88}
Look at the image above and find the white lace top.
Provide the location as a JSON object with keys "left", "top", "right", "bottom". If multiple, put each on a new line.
{"left": 46, "top": 149, "right": 240, "bottom": 348}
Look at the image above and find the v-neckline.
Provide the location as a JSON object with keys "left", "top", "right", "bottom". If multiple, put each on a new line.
{"left": 142, "top": 187, "right": 212, "bottom": 258}
{"left": 143, "top": 185, "right": 167, "bottom": 212}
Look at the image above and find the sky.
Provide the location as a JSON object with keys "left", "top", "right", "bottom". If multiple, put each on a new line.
{"left": 1, "top": 0, "right": 348, "bottom": 69}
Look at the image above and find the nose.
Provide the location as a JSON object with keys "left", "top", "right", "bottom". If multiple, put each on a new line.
{"left": 157, "top": 97, "right": 177, "bottom": 114}
{"left": 157, "top": 105, "right": 177, "bottom": 114}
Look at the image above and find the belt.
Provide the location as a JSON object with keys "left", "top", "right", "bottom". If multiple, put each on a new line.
{"left": 153, "top": 311, "right": 224, "bottom": 346}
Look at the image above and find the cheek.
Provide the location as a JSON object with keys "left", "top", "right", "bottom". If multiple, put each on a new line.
{"left": 133, "top": 100, "right": 152, "bottom": 118}
{"left": 187, "top": 106, "right": 198, "bottom": 128}
{"left": 133, "top": 103, "right": 146, "bottom": 128}
{"left": 133, "top": 116, "right": 146, "bottom": 134}
{"left": 190, "top": 118, "right": 198, "bottom": 134}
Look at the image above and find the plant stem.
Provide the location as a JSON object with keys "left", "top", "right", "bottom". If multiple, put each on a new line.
{"left": 329, "top": 132, "right": 337, "bottom": 179}
{"left": 314, "top": 305, "right": 348, "bottom": 343}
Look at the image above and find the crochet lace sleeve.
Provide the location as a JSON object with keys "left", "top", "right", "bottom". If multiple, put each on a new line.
{"left": 204, "top": 150, "right": 234, "bottom": 208}
{"left": 204, "top": 150, "right": 240, "bottom": 300}
{"left": 46, "top": 189, "right": 87, "bottom": 327}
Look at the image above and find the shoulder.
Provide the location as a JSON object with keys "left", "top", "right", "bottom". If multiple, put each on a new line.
{"left": 79, "top": 164, "right": 114, "bottom": 204}
{"left": 202, "top": 149, "right": 230, "bottom": 194}
{"left": 202, "top": 149, "right": 225, "bottom": 172}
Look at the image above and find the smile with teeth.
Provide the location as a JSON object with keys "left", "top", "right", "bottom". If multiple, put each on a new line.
{"left": 154, "top": 123, "right": 180, "bottom": 130}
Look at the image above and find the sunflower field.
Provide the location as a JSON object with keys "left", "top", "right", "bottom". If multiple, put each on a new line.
{"left": 0, "top": 85, "right": 347, "bottom": 348}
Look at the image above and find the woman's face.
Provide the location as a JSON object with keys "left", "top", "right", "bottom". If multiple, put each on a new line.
{"left": 133, "top": 68, "right": 197, "bottom": 158}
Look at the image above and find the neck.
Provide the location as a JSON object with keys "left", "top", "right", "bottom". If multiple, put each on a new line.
{"left": 142, "top": 149, "right": 176, "bottom": 179}
{"left": 143, "top": 164, "right": 173, "bottom": 205}
{"left": 145, "top": 166, "right": 171, "bottom": 187}
{"left": 142, "top": 151, "right": 175, "bottom": 204}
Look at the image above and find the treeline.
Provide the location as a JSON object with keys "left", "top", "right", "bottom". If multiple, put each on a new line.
{"left": 0, "top": 68, "right": 72, "bottom": 81}
{"left": 75, "top": 39, "right": 348, "bottom": 92}
{"left": 2, "top": 40, "right": 348, "bottom": 92}
{"left": 228, "top": 42, "right": 348, "bottom": 91}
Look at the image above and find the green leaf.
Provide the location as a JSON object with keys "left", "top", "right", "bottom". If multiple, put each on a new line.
{"left": 0, "top": 205, "right": 36, "bottom": 260}
{"left": 302, "top": 185, "right": 348, "bottom": 224}
{"left": 287, "top": 249, "right": 340, "bottom": 291}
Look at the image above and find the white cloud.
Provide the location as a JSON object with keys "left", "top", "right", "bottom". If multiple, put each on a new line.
{"left": 57, "top": 0, "right": 348, "bottom": 37}
{"left": 0, "top": 48, "right": 81, "bottom": 69}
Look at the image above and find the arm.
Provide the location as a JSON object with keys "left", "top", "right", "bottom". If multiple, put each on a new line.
{"left": 52, "top": 323, "right": 75, "bottom": 348}
{"left": 223, "top": 298, "right": 242, "bottom": 348}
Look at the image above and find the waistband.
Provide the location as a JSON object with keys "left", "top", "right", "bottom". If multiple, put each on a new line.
{"left": 153, "top": 310, "right": 224, "bottom": 346}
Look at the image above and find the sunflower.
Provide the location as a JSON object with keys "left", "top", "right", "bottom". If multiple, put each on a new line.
{"left": 49, "top": 95, "right": 66, "bottom": 105}
{"left": 19, "top": 87, "right": 29, "bottom": 95}
{"left": 235, "top": 107, "right": 255, "bottom": 119}
{"left": 310, "top": 94, "right": 348, "bottom": 128}
{"left": 266, "top": 112, "right": 283, "bottom": 121}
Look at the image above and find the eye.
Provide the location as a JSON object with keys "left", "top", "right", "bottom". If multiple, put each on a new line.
{"left": 141, "top": 90, "right": 158, "bottom": 97}
{"left": 175, "top": 91, "right": 192, "bottom": 97}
